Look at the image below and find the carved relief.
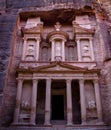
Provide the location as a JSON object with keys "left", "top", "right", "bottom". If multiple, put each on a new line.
{"left": 19, "top": 81, "right": 32, "bottom": 123}
{"left": 21, "top": 100, "right": 30, "bottom": 111}
{"left": 54, "top": 22, "right": 62, "bottom": 31}
{"left": 85, "top": 81, "right": 97, "bottom": 120}
{"left": 80, "top": 40, "right": 91, "bottom": 61}
{"left": 55, "top": 40, "right": 62, "bottom": 61}
{"left": 88, "top": 100, "right": 96, "bottom": 109}
{"left": 25, "top": 39, "right": 36, "bottom": 61}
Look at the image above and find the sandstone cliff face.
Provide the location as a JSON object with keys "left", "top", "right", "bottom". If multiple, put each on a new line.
{"left": 102, "top": 0, "right": 111, "bottom": 19}
{"left": 0, "top": 0, "right": 111, "bottom": 127}
{"left": 6, "top": 0, "right": 94, "bottom": 9}
{"left": 101, "top": 0, "right": 111, "bottom": 124}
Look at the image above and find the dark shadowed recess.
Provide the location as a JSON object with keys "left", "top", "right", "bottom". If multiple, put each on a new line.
{"left": 20, "top": 8, "right": 94, "bottom": 25}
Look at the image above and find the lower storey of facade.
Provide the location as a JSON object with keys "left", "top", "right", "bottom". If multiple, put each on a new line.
{"left": 13, "top": 76, "right": 104, "bottom": 126}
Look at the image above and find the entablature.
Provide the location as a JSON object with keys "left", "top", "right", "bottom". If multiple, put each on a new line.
{"left": 17, "top": 72, "right": 99, "bottom": 81}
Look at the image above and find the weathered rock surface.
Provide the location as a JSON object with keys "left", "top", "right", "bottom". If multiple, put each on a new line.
{"left": 0, "top": 0, "right": 111, "bottom": 128}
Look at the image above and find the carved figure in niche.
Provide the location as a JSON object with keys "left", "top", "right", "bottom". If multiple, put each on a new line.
{"left": 81, "top": 41, "right": 91, "bottom": 61}
{"left": 54, "top": 22, "right": 62, "bottom": 31}
{"left": 85, "top": 81, "right": 97, "bottom": 118}
{"left": 25, "top": 44, "right": 35, "bottom": 61}
{"left": 55, "top": 41, "right": 62, "bottom": 61}
{"left": 83, "top": 44, "right": 90, "bottom": 56}
{"left": 88, "top": 100, "right": 96, "bottom": 109}
{"left": 21, "top": 100, "right": 30, "bottom": 111}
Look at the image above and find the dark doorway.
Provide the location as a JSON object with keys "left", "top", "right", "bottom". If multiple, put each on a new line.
{"left": 52, "top": 95, "right": 64, "bottom": 120}
{"left": 72, "top": 80, "right": 81, "bottom": 124}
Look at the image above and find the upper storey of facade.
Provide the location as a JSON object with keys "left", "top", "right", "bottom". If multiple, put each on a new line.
{"left": 17, "top": 13, "right": 98, "bottom": 70}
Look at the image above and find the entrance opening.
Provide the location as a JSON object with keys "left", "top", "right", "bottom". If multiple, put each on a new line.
{"left": 52, "top": 95, "right": 64, "bottom": 120}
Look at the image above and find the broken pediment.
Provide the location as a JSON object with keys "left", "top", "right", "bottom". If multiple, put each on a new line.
{"left": 25, "top": 17, "right": 43, "bottom": 29}
{"left": 72, "top": 21, "right": 95, "bottom": 34}
{"left": 22, "top": 25, "right": 43, "bottom": 35}
{"left": 22, "top": 17, "right": 43, "bottom": 35}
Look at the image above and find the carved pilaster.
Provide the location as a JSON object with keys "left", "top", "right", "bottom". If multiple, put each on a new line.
{"left": 35, "top": 38, "right": 41, "bottom": 61}
{"left": 22, "top": 38, "right": 27, "bottom": 61}
{"left": 89, "top": 38, "right": 95, "bottom": 61}
{"left": 76, "top": 39, "right": 82, "bottom": 62}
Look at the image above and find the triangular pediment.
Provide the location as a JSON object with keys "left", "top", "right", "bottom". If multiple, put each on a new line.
{"left": 17, "top": 62, "right": 99, "bottom": 73}
{"left": 32, "top": 62, "right": 85, "bottom": 72}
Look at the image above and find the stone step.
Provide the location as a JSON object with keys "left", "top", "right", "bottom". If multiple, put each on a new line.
{"left": 0, "top": 125, "right": 111, "bottom": 130}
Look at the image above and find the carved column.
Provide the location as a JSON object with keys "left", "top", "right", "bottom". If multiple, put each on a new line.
{"left": 94, "top": 79, "right": 103, "bottom": 124}
{"left": 13, "top": 78, "right": 23, "bottom": 124}
{"left": 89, "top": 39, "right": 95, "bottom": 61}
{"left": 30, "top": 79, "right": 38, "bottom": 125}
{"left": 51, "top": 40, "right": 55, "bottom": 61}
{"left": 35, "top": 38, "right": 40, "bottom": 61}
{"left": 79, "top": 79, "right": 87, "bottom": 125}
{"left": 44, "top": 79, "right": 51, "bottom": 125}
{"left": 66, "top": 79, "right": 73, "bottom": 125}
{"left": 76, "top": 39, "right": 82, "bottom": 61}
{"left": 22, "top": 38, "right": 27, "bottom": 60}
{"left": 62, "top": 40, "right": 65, "bottom": 61}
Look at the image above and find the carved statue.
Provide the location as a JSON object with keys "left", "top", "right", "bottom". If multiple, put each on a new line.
{"left": 54, "top": 22, "right": 62, "bottom": 31}
{"left": 21, "top": 100, "right": 30, "bottom": 111}
{"left": 25, "top": 44, "right": 35, "bottom": 61}
{"left": 88, "top": 100, "right": 96, "bottom": 109}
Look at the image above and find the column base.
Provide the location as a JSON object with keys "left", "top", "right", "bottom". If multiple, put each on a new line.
{"left": 30, "top": 122, "right": 36, "bottom": 126}
{"left": 67, "top": 122, "right": 73, "bottom": 126}
{"left": 12, "top": 122, "right": 33, "bottom": 126}
{"left": 44, "top": 122, "right": 51, "bottom": 126}
{"left": 81, "top": 121, "right": 87, "bottom": 125}
{"left": 11, "top": 122, "right": 19, "bottom": 126}
{"left": 96, "top": 120, "right": 104, "bottom": 125}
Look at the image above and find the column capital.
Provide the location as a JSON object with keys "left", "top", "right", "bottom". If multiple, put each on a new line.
{"left": 23, "top": 37, "right": 27, "bottom": 41}
{"left": 33, "top": 78, "right": 38, "bottom": 80}
{"left": 76, "top": 38, "right": 80, "bottom": 41}
{"left": 89, "top": 37, "right": 93, "bottom": 41}
{"left": 79, "top": 79, "right": 84, "bottom": 83}
{"left": 33, "top": 79, "right": 38, "bottom": 83}
{"left": 46, "top": 78, "right": 51, "bottom": 81}
{"left": 93, "top": 79, "right": 99, "bottom": 84}
{"left": 17, "top": 78, "right": 24, "bottom": 83}
{"left": 35, "top": 37, "right": 41, "bottom": 42}
{"left": 66, "top": 79, "right": 72, "bottom": 83}
{"left": 62, "top": 38, "right": 66, "bottom": 43}
{"left": 49, "top": 39, "right": 55, "bottom": 43}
